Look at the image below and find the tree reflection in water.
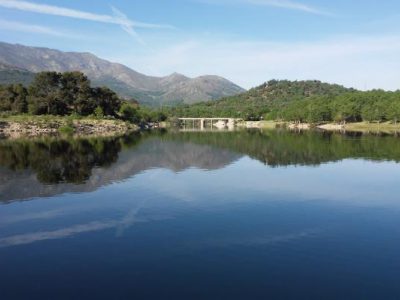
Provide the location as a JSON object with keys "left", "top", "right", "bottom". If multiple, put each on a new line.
{"left": 0, "top": 129, "right": 399, "bottom": 186}
{"left": 0, "top": 133, "right": 143, "bottom": 184}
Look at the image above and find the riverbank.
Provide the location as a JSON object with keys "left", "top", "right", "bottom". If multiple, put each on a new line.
{"left": 244, "top": 120, "right": 400, "bottom": 134}
{"left": 238, "top": 120, "right": 285, "bottom": 129}
{"left": 0, "top": 115, "right": 138, "bottom": 138}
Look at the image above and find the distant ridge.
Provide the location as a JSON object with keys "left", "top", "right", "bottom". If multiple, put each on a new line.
{"left": 0, "top": 62, "right": 35, "bottom": 87}
{"left": 0, "top": 42, "right": 245, "bottom": 106}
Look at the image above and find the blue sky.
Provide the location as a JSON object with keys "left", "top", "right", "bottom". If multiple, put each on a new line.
{"left": 0, "top": 0, "right": 399, "bottom": 90}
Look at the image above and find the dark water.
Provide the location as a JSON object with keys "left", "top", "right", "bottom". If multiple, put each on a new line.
{"left": 1, "top": 130, "right": 400, "bottom": 299}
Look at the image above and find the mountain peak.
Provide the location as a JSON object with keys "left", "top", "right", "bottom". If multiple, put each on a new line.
{"left": 170, "top": 72, "right": 185, "bottom": 77}
{"left": 165, "top": 72, "right": 189, "bottom": 81}
{"left": 0, "top": 41, "right": 245, "bottom": 106}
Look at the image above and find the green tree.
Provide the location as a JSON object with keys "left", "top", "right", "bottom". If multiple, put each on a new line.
{"left": 0, "top": 84, "right": 28, "bottom": 113}
{"left": 60, "top": 72, "right": 94, "bottom": 115}
{"left": 92, "top": 87, "right": 121, "bottom": 116}
{"left": 119, "top": 103, "right": 140, "bottom": 122}
{"left": 28, "top": 72, "right": 67, "bottom": 115}
{"left": 387, "top": 95, "right": 400, "bottom": 124}
{"left": 306, "top": 98, "right": 331, "bottom": 123}
{"left": 12, "top": 84, "right": 28, "bottom": 113}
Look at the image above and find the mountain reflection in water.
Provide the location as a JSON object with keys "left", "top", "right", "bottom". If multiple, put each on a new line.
{"left": 1, "top": 129, "right": 400, "bottom": 299}
{"left": 1, "top": 129, "right": 400, "bottom": 203}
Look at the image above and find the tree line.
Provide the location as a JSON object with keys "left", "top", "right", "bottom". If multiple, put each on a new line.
{"left": 0, "top": 72, "right": 121, "bottom": 116}
{"left": 0, "top": 71, "right": 167, "bottom": 123}
{"left": 162, "top": 80, "right": 354, "bottom": 120}
{"left": 161, "top": 80, "right": 400, "bottom": 124}
{"left": 4, "top": 76, "right": 398, "bottom": 125}
{"left": 277, "top": 91, "right": 400, "bottom": 124}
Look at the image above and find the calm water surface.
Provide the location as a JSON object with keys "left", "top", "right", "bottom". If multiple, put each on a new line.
{"left": 1, "top": 130, "right": 400, "bottom": 299}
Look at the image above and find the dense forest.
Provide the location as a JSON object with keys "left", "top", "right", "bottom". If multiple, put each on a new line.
{"left": 164, "top": 80, "right": 400, "bottom": 123}
{"left": 0, "top": 71, "right": 166, "bottom": 123}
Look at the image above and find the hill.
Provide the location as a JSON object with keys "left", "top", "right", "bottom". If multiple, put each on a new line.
{"left": 0, "top": 42, "right": 245, "bottom": 106}
{"left": 0, "top": 63, "right": 35, "bottom": 86}
{"left": 167, "top": 80, "right": 355, "bottom": 119}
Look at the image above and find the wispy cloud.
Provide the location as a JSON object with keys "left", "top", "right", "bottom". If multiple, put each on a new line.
{"left": 0, "top": 221, "right": 119, "bottom": 248}
{"left": 0, "top": 0, "right": 174, "bottom": 43}
{"left": 0, "top": 208, "right": 65, "bottom": 225}
{"left": 198, "top": 0, "right": 329, "bottom": 15}
{"left": 0, "top": 18, "right": 78, "bottom": 38}
{"left": 0, "top": 211, "right": 171, "bottom": 248}
{"left": 247, "top": 0, "right": 328, "bottom": 14}
{"left": 187, "top": 229, "right": 320, "bottom": 249}
{"left": 110, "top": 6, "right": 145, "bottom": 45}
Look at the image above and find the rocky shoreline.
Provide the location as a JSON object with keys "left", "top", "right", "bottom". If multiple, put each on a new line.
{"left": 0, "top": 119, "right": 137, "bottom": 138}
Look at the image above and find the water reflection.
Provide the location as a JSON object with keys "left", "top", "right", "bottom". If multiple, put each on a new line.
{"left": 1, "top": 129, "right": 400, "bottom": 203}
{"left": 0, "top": 136, "right": 124, "bottom": 184}
{"left": 167, "top": 130, "right": 400, "bottom": 166}
{"left": 0, "top": 131, "right": 240, "bottom": 202}
{"left": 1, "top": 130, "right": 400, "bottom": 299}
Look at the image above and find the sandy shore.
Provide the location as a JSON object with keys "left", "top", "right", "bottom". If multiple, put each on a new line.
{"left": 317, "top": 124, "right": 345, "bottom": 131}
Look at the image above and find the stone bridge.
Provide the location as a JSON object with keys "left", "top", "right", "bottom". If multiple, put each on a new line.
{"left": 178, "top": 118, "right": 239, "bottom": 130}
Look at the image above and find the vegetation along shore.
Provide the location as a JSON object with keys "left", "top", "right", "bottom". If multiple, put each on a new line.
{"left": 0, "top": 71, "right": 167, "bottom": 137}
{"left": 1, "top": 73, "right": 400, "bottom": 137}
{"left": 161, "top": 80, "right": 400, "bottom": 133}
{"left": 238, "top": 120, "right": 400, "bottom": 134}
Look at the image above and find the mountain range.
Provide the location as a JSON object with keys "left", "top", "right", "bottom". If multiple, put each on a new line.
{"left": 0, "top": 42, "right": 245, "bottom": 106}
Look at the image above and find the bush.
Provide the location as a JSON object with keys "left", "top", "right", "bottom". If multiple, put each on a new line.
{"left": 94, "top": 106, "right": 104, "bottom": 118}
{"left": 58, "top": 125, "right": 74, "bottom": 134}
{"left": 119, "top": 103, "right": 139, "bottom": 123}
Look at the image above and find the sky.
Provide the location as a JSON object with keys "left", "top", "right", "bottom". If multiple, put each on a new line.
{"left": 0, "top": 0, "right": 399, "bottom": 90}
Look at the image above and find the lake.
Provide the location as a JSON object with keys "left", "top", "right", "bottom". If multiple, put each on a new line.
{"left": 1, "top": 129, "right": 400, "bottom": 299}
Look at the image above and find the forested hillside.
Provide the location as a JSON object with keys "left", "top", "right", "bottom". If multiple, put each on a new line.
{"left": 279, "top": 90, "right": 400, "bottom": 124}
{"left": 166, "top": 80, "right": 400, "bottom": 124}
{"left": 166, "top": 80, "right": 355, "bottom": 120}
